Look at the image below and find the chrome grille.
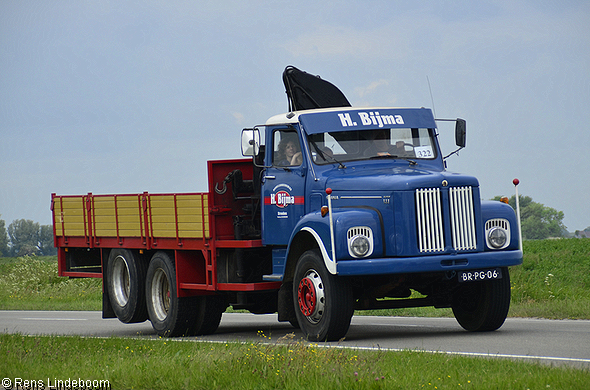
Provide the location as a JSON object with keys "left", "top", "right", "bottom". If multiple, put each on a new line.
{"left": 347, "top": 226, "right": 372, "bottom": 240}
{"left": 485, "top": 218, "right": 509, "bottom": 231}
{"left": 416, "top": 188, "right": 444, "bottom": 252}
{"left": 416, "top": 186, "right": 477, "bottom": 253}
{"left": 449, "top": 186, "right": 477, "bottom": 251}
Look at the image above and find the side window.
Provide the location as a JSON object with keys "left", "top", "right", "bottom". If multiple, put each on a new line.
{"left": 273, "top": 130, "right": 302, "bottom": 166}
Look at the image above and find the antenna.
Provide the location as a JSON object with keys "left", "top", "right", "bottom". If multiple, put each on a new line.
{"left": 427, "top": 76, "right": 436, "bottom": 118}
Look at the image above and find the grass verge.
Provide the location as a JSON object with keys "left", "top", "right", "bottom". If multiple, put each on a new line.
{"left": 1, "top": 334, "right": 589, "bottom": 389}
{"left": 0, "top": 256, "right": 101, "bottom": 311}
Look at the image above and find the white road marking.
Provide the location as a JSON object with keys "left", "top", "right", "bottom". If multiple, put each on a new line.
{"left": 317, "top": 344, "right": 590, "bottom": 365}
{"left": 20, "top": 318, "right": 88, "bottom": 321}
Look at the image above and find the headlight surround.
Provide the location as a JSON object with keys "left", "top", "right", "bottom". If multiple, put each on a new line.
{"left": 485, "top": 218, "right": 511, "bottom": 250}
{"left": 347, "top": 227, "right": 374, "bottom": 258}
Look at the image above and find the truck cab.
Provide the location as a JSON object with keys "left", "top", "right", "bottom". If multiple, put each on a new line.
{"left": 242, "top": 100, "right": 521, "bottom": 341}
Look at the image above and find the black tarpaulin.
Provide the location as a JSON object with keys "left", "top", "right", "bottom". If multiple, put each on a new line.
{"left": 282, "top": 66, "right": 351, "bottom": 111}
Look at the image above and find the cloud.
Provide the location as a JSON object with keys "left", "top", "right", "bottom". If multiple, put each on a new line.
{"left": 354, "top": 79, "right": 389, "bottom": 98}
{"left": 280, "top": 24, "right": 409, "bottom": 60}
{"left": 231, "top": 111, "right": 245, "bottom": 124}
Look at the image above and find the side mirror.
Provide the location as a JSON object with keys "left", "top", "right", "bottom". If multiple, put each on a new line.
{"left": 455, "top": 118, "right": 466, "bottom": 148}
{"left": 241, "top": 128, "right": 260, "bottom": 157}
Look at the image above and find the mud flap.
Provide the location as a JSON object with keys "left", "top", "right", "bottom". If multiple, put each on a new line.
{"left": 102, "top": 253, "right": 116, "bottom": 318}
{"left": 277, "top": 282, "right": 296, "bottom": 323}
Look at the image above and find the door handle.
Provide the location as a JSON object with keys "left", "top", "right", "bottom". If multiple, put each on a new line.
{"left": 263, "top": 175, "right": 276, "bottom": 180}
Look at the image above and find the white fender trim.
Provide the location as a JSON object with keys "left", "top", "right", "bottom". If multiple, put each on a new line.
{"left": 300, "top": 227, "right": 337, "bottom": 274}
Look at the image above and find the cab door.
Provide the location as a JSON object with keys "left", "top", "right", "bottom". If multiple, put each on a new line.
{"left": 261, "top": 128, "right": 307, "bottom": 245}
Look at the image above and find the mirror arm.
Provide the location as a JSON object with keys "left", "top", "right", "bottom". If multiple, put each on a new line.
{"left": 443, "top": 146, "right": 463, "bottom": 160}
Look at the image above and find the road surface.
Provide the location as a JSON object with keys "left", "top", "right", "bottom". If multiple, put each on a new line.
{"left": 1, "top": 311, "right": 589, "bottom": 368}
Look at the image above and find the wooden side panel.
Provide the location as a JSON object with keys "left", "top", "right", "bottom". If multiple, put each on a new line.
{"left": 93, "top": 195, "right": 142, "bottom": 237}
{"left": 54, "top": 196, "right": 86, "bottom": 237}
{"left": 116, "top": 196, "right": 143, "bottom": 237}
{"left": 177, "top": 194, "right": 209, "bottom": 238}
{"left": 93, "top": 196, "right": 117, "bottom": 237}
{"left": 149, "top": 195, "right": 175, "bottom": 238}
{"left": 150, "top": 194, "right": 209, "bottom": 238}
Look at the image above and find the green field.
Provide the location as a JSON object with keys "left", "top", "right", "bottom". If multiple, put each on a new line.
{"left": 1, "top": 239, "right": 589, "bottom": 319}
{"left": 0, "top": 255, "right": 102, "bottom": 311}
{"left": 1, "top": 239, "right": 589, "bottom": 389}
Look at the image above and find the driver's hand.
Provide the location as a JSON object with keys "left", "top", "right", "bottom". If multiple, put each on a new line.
{"left": 292, "top": 152, "right": 302, "bottom": 165}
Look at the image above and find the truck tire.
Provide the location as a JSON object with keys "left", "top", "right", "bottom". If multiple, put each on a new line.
{"left": 145, "top": 251, "right": 226, "bottom": 337}
{"left": 293, "top": 249, "right": 353, "bottom": 341}
{"left": 193, "top": 295, "right": 227, "bottom": 335}
{"left": 106, "top": 249, "right": 148, "bottom": 323}
{"left": 452, "top": 267, "right": 511, "bottom": 332}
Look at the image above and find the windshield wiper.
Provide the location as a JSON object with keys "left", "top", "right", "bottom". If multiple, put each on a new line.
{"left": 369, "top": 154, "right": 418, "bottom": 165}
{"left": 309, "top": 140, "right": 346, "bottom": 169}
{"left": 369, "top": 154, "right": 399, "bottom": 159}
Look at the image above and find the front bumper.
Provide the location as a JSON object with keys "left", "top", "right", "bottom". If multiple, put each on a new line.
{"left": 336, "top": 249, "right": 523, "bottom": 276}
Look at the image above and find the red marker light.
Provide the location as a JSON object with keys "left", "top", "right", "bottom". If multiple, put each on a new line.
{"left": 513, "top": 178, "right": 520, "bottom": 186}
{"left": 326, "top": 188, "right": 332, "bottom": 195}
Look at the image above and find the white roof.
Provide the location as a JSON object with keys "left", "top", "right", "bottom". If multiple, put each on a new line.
{"left": 265, "top": 106, "right": 410, "bottom": 126}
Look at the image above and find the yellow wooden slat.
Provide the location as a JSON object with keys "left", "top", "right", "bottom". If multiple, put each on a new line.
{"left": 93, "top": 215, "right": 117, "bottom": 223}
{"left": 151, "top": 215, "right": 176, "bottom": 223}
{"left": 59, "top": 197, "right": 85, "bottom": 209}
{"left": 93, "top": 197, "right": 115, "bottom": 206}
{"left": 117, "top": 207, "right": 141, "bottom": 216}
{"left": 176, "top": 199, "right": 203, "bottom": 208}
{"left": 117, "top": 222, "right": 142, "bottom": 231}
{"left": 150, "top": 197, "right": 175, "bottom": 208}
{"left": 94, "top": 229, "right": 117, "bottom": 236}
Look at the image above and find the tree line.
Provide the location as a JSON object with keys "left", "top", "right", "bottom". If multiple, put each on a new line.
{"left": 0, "top": 216, "right": 56, "bottom": 257}
{"left": 491, "top": 195, "right": 569, "bottom": 239}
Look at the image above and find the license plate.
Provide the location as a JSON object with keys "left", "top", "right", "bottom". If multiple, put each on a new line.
{"left": 458, "top": 268, "right": 502, "bottom": 283}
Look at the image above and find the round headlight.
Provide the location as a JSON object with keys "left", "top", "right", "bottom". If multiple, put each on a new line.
{"left": 488, "top": 227, "right": 507, "bottom": 249}
{"left": 350, "top": 235, "right": 370, "bottom": 257}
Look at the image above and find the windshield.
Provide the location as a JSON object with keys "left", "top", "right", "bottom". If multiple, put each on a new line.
{"left": 308, "top": 128, "right": 437, "bottom": 165}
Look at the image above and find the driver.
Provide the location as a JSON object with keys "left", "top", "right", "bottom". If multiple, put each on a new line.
{"left": 364, "top": 130, "right": 407, "bottom": 157}
{"left": 277, "top": 137, "right": 303, "bottom": 166}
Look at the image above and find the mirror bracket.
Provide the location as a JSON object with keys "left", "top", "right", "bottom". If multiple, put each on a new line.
{"left": 436, "top": 118, "right": 466, "bottom": 160}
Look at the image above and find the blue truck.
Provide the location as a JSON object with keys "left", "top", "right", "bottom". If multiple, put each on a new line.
{"left": 52, "top": 67, "right": 522, "bottom": 341}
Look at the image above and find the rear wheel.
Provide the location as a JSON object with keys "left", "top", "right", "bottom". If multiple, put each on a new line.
{"left": 146, "top": 251, "right": 196, "bottom": 336}
{"left": 452, "top": 267, "right": 511, "bottom": 332}
{"left": 106, "top": 249, "right": 148, "bottom": 323}
{"left": 293, "top": 249, "right": 353, "bottom": 341}
{"left": 194, "top": 295, "right": 227, "bottom": 335}
{"left": 146, "top": 251, "right": 226, "bottom": 337}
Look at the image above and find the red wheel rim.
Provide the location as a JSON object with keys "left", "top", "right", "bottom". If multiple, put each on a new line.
{"left": 298, "top": 277, "right": 316, "bottom": 316}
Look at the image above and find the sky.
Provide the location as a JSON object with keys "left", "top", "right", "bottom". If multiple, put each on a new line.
{"left": 1, "top": 0, "right": 589, "bottom": 232}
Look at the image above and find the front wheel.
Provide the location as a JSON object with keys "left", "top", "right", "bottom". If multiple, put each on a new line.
{"left": 293, "top": 249, "right": 353, "bottom": 341}
{"left": 452, "top": 267, "right": 511, "bottom": 332}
